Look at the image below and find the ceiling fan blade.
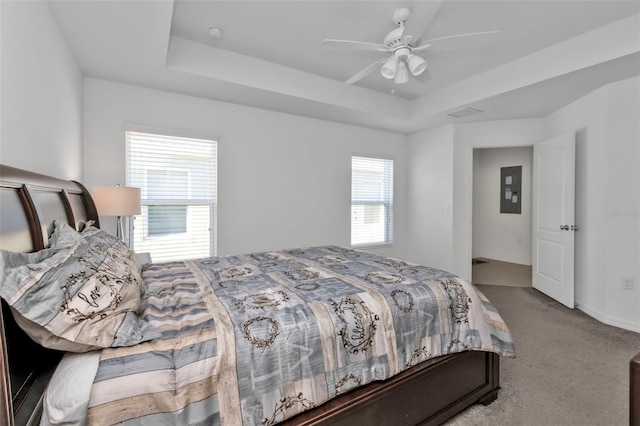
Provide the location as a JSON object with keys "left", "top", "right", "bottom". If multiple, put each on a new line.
{"left": 402, "top": 0, "right": 443, "bottom": 42}
{"left": 323, "top": 39, "right": 390, "bottom": 52}
{"left": 346, "top": 57, "right": 387, "bottom": 84}
{"left": 412, "top": 40, "right": 433, "bottom": 52}
{"left": 422, "top": 31, "right": 500, "bottom": 45}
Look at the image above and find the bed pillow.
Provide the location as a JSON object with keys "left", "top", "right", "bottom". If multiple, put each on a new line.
{"left": 42, "top": 351, "right": 101, "bottom": 425}
{"left": 80, "top": 224, "right": 143, "bottom": 278}
{"left": 49, "top": 220, "right": 84, "bottom": 248}
{"left": 10, "top": 307, "right": 101, "bottom": 353}
{"left": 0, "top": 226, "right": 159, "bottom": 351}
{"left": 52, "top": 222, "right": 144, "bottom": 290}
{"left": 80, "top": 224, "right": 146, "bottom": 298}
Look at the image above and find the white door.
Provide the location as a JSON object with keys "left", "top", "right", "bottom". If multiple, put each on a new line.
{"left": 532, "top": 132, "right": 576, "bottom": 308}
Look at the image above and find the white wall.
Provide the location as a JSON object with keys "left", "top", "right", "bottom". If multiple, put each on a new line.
{"left": 83, "top": 78, "right": 407, "bottom": 259}
{"left": 405, "top": 125, "right": 454, "bottom": 271}
{"left": 472, "top": 146, "right": 533, "bottom": 265}
{"left": 0, "top": 1, "right": 83, "bottom": 180}
{"left": 547, "top": 76, "right": 640, "bottom": 331}
{"left": 5, "top": 1, "right": 637, "bottom": 332}
{"left": 451, "top": 119, "right": 547, "bottom": 279}
{"left": 406, "top": 78, "right": 639, "bottom": 332}
{"left": 405, "top": 120, "right": 545, "bottom": 276}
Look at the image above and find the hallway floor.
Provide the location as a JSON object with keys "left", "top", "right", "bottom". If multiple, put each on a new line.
{"left": 471, "top": 258, "right": 532, "bottom": 287}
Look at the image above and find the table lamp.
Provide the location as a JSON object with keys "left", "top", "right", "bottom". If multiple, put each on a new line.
{"left": 92, "top": 185, "right": 141, "bottom": 241}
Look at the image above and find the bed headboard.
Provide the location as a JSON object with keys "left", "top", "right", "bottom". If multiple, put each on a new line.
{"left": 0, "top": 164, "right": 99, "bottom": 426}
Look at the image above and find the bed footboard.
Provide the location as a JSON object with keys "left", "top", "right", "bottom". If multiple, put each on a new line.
{"left": 632, "top": 351, "right": 640, "bottom": 426}
{"left": 284, "top": 351, "right": 500, "bottom": 426}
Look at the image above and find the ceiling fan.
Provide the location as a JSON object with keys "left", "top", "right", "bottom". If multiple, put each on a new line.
{"left": 322, "top": 1, "right": 499, "bottom": 85}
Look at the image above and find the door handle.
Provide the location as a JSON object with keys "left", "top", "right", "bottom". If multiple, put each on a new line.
{"left": 560, "top": 225, "right": 569, "bottom": 231}
{"left": 571, "top": 225, "right": 579, "bottom": 231}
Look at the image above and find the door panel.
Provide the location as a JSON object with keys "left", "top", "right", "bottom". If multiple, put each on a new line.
{"left": 537, "top": 239, "right": 563, "bottom": 282}
{"left": 533, "top": 133, "right": 575, "bottom": 308}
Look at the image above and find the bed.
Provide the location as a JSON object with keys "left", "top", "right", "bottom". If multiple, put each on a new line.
{"left": 0, "top": 164, "right": 514, "bottom": 425}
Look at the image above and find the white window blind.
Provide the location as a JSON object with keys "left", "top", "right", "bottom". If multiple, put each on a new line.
{"left": 126, "top": 131, "right": 217, "bottom": 262}
{"left": 351, "top": 156, "right": 393, "bottom": 247}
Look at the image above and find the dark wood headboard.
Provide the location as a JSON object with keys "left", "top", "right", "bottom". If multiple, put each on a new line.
{"left": 0, "top": 164, "right": 99, "bottom": 426}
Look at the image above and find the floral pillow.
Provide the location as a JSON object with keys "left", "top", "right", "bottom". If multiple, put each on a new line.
{"left": 0, "top": 223, "right": 159, "bottom": 352}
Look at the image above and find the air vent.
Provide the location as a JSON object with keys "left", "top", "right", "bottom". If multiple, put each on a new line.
{"left": 447, "top": 107, "right": 483, "bottom": 118}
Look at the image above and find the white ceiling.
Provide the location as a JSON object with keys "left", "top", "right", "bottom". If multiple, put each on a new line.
{"left": 48, "top": 0, "right": 640, "bottom": 134}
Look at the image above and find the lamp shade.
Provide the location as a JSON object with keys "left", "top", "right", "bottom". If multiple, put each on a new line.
{"left": 407, "top": 54, "right": 427, "bottom": 76}
{"left": 380, "top": 57, "right": 399, "bottom": 79}
{"left": 92, "top": 186, "right": 141, "bottom": 216}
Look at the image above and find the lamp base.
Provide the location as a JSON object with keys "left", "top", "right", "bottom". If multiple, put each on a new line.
{"left": 116, "top": 216, "right": 124, "bottom": 242}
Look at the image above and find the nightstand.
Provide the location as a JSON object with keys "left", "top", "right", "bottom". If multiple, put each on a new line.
{"left": 137, "top": 252, "right": 152, "bottom": 265}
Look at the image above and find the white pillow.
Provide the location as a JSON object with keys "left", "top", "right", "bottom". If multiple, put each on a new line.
{"left": 41, "top": 351, "right": 100, "bottom": 426}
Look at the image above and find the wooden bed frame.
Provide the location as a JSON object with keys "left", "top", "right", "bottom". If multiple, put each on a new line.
{"left": 0, "top": 164, "right": 501, "bottom": 426}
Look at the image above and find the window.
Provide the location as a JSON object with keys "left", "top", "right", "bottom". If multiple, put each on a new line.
{"left": 351, "top": 156, "right": 393, "bottom": 247}
{"left": 146, "top": 169, "right": 189, "bottom": 236}
{"left": 126, "top": 131, "right": 217, "bottom": 262}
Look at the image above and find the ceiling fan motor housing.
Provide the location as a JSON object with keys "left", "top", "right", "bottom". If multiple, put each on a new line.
{"left": 394, "top": 47, "right": 411, "bottom": 60}
{"left": 383, "top": 27, "right": 407, "bottom": 49}
{"left": 392, "top": 7, "right": 411, "bottom": 26}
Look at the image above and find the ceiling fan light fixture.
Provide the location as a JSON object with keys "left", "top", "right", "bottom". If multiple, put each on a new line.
{"left": 381, "top": 57, "right": 399, "bottom": 79}
{"left": 407, "top": 54, "right": 427, "bottom": 76}
{"left": 325, "top": 6, "right": 500, "bottom": 87}
{"left": 394, "top": 61, "right": 409, "bottom": 84}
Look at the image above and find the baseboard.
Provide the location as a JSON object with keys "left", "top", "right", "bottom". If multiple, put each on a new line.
{"left": 576, "top": 302, "right": 640, "bottom": 333}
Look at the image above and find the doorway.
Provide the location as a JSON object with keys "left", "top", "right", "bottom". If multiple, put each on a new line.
{"left": 472, "top": 146, "right": 533, "bottom": 287}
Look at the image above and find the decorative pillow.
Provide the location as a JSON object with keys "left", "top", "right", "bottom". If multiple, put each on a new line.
{"left": 0, "top": 224, "right": 159, "bottom": 351}
{"left": 80, "top": 225, "right": 143, "bottom": 277}
{"left": 10, "top": 307, "right": 101, "bottom": 352}
{"left": 77, "top": 219, "right": 95, "bottom": 232}
{"left": 80, "top": 225, "right": 145, "bottom": 296}
{"left": 49, "top": 220, "right": 84, "bottom": 248}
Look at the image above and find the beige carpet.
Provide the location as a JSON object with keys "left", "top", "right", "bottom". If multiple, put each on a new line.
{"left": 445, "top": 284, "right": 640, "bottom": 426}
{"left": 472, "top": 258, "right": 532, "bottom": 287}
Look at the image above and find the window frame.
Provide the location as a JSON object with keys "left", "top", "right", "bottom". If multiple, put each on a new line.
{"left": 350, "top": 155, "right": 394, "bottom": 248}
{"left": 125, "top": 128, "right": 217, "bottom": 261}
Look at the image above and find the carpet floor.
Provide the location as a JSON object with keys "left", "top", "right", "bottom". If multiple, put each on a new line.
{"left": 445, "top": 284, "right": 640, "bottom": 426}
{"left": 472, "top": 258, "right": 532, "bottom": 288}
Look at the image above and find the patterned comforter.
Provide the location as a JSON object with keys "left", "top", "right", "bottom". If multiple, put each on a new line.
{"left": 86, "top": 246, "right": 515, "bottom": 425}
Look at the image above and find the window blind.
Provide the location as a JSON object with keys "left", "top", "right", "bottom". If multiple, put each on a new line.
{"left": 351, "top": 156, "right": 393, "bottom": 246}
{"left": 126, "top": 131, "right": 217, "bottom": 262}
